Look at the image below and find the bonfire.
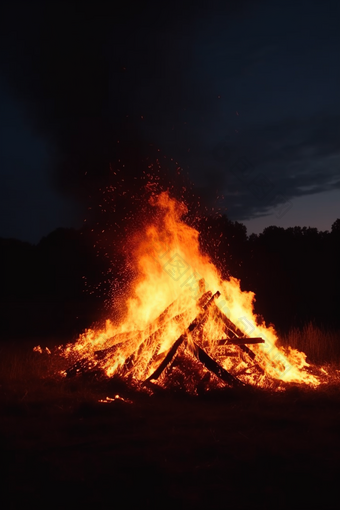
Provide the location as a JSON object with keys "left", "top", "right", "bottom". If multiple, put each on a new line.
{"left": 42, "top": 192, "right": 320, "bottom": 392}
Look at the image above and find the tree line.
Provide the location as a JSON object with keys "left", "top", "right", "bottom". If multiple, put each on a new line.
{"left": 1, "top": 218, "right": 339, "bottom": 340}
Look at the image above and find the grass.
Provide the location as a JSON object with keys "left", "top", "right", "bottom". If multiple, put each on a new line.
{"left": 0, "top": 337, "right": 63, "bottom": 383}
{"left": 279, "top": 322, "right": 340, "bottom": 365}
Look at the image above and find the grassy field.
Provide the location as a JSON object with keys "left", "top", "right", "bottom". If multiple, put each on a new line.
{"left": 1, "top": 333, "right": 340, "bottom": 509}
{"left": 279, "top": 322, "right": 340, "bottom": 364}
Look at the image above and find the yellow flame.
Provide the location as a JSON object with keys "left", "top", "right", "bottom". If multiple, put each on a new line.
{"left": 59, "top": 191, "right": 320, "bottom": 388}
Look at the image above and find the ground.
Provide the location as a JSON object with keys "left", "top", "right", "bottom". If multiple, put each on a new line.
{"left": 1, "top": 368, "right": 340, "bottom": 509}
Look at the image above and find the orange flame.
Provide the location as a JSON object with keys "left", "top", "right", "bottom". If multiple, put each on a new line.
{"left": 60, "top": 191, "right": 320, "bottom": 389}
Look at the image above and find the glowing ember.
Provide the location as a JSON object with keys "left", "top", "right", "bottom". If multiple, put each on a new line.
{"left": 99, "top": 395, "right": 133, "bottom": 404}
{"left": 33, "top": 345, "right": 51, "bottom": 355}
{"left": 55, "top": 192, "right": 319, "bottom": 390}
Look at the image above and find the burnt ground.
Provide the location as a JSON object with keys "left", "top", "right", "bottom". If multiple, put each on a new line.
{"left": 1, "top": 367, "right": 340, "bottom": 510}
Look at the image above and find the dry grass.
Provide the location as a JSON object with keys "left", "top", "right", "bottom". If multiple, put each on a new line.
{"left": 0, "top": 337, "right": 142, "bottom": 409}
{"left": 0, "top": 339, "right": 59, "bottom": 383}
{"left": 279, "top": 322, "right": 340, "bottom": 364}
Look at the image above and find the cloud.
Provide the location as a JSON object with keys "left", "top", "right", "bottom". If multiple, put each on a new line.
{"left": 202, "top": 112, "right": 340, "bottom": 220}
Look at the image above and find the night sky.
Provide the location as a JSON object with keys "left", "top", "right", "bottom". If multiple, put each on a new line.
{"left": 1, "top": 0, "right": 339, "bottom": 243}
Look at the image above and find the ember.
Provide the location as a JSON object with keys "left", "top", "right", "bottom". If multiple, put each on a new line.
{"left": 56, "top": 192, "right": 320, "bottom": 391}
{"left": 99, "top": 395, "right": 133, "bottom": 404}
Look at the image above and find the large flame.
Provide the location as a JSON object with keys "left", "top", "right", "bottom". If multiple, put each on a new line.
{"left": 61, "top": 192, "right": 319, "bottom": 389}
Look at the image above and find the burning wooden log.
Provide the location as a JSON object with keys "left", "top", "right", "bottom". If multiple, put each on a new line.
{"left": 65, "top": 279, "right": 263, "bottom": 387}
{"left": 65, "top": 358, "right": 99, "bottom": 378}
{"left": 95, "top": 280, "right": 209, "bottom": 362}
{"left": 122, "top": 289, "right": 213, "bottom": 374}
{"left": 66, "top": 285, "right": 212, "bottom": 379}
{"left": 94, "top": 333, "right": 142, "bottom": 360}
{"left": 145, "top": 291, "right": 221, "bottom": 382}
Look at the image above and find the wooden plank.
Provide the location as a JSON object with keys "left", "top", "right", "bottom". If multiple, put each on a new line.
{"left": 193, "top": 342, "right": 245, "bottom": 387}
{"left": 210, "top": 303, "right": 257, "bottom": 360}
{"left": 217, "top": 337, "right": 264, "bottom": 345}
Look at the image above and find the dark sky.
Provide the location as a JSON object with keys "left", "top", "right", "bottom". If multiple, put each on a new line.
{"left": 0, "top": 0, "right": 339, "bottom": 243}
